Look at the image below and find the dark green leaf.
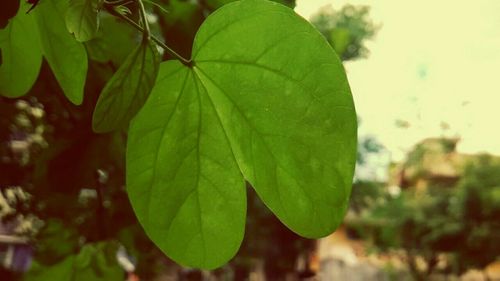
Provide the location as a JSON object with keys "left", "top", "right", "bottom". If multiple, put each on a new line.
{"left": 35, "top": 219, "right": 80, "bottom": 264}
{"left": 127, "top": 0, "right": 356, "bottom": 269}
{"left": 0, "top": 0, "right": 42, "bottom": 98}
{"left": 74, "top": 242, "right": 123, "bottom": 281}
{"left": 85, "top": 15, "right": 140, "bottom": 65}
{"left": 34, "top": 0, "right": 88, "bottom": 105}
{"left": 65, "top": 0, "right": 101, "bottom": 42}
{"left": 23, "top": 257, "right": 75, "bottom": 281}
{"left": 24, "top": 242, "right": 122, "bottom": 281}
{"left": 92, "top": 41, "right": 160, "bottom": 133}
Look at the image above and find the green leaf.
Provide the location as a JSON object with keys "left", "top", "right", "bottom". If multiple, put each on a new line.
{"left": 65, "top": 0, "right": 101, "bottom": 42}
{"left": 24, "top": 257, "right": 75, "bottom": 281}
{"left": 24, "top": 242, "right": 122, "bottom": 281}
{"left": 127, "top": 61, "right": 247, "bottom": 269}
{"left": 127, "top": 0, "right": 356, "bottom": 269}
{"left": 113, "top": 5, "right": 132, "bottom": 16}
{"left": 92, "top": 41, "right": 160, "bottom": 133}
{"left": 35, "top": 219, "right": 79, "bottom": 264}
{"left": 74, "top": 242, "right": 123, "bottom": 281}
{"left": 0, "top": 0, "right": 42, "bottom": 98}
{"left": 34, "top": 0, "right": 88, "bottom": 105}
{"left": 85, "top": 15, "right": 140, "bottom": 65}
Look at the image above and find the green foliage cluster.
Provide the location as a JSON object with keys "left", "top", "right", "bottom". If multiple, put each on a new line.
{"left": 349, "top": 155, "right": 500, "bottom": 280}
{"left": 24, "top": 240, "right": 123, "bottom": 281}
{"left": 310, "top": 4, "right": 378, "bottom": 61}
{"left": 0, "top": 0, "right": 361, "bottom": 276}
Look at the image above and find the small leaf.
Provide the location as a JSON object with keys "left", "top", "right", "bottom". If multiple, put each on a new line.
{"left": 0, "top": 0, "right": 42, "bottom": 98}
{"left": 92, "top": 41, "right": 160, "bottom": 133}
{"left": 127, "top": 0, "right": 356, "bottom": 269}
{"left": 114, "top": 5, "right": 132, "bottom": 16}
{"left": 34, "top": 0, "right": 88, "bottom": 105}
{"left": 65, "top": 0, "right": 102, "bottom": 42}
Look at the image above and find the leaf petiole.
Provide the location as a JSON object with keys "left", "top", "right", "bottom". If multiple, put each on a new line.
{"left": 103, "top": 0, "right": 130, "bottom": 5}
{"left": 137, "top": 0, "right": 150, "bottom": 39}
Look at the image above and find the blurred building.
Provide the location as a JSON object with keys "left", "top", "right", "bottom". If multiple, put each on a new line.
{"left": 390, "top": 138, "right": 477, "bottom": 192}
{"left": 0, "top": 223, "right": 32, "bottom": 272}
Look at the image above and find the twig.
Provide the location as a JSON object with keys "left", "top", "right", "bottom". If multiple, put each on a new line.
{"left": 107, "top": 6, "right": 192, "bottom": 66}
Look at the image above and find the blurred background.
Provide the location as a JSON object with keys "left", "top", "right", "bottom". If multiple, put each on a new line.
{"left": 1, "top": 0, "right": 499, "bottom": 280}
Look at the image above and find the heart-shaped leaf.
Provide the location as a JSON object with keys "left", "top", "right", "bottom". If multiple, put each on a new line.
{"left": 66, "top": 0, "right": 102, "bottom": 42}
{"left": 127, "top": 0, "right": 356, "bottom": 269}
{"left": 127, "top": 61, "right": 247, "bottom": 269}
{"left": 0, "top": 0, "right": 42, "bottom": 98}
{"left": 92, "top": 41, "right": 160, "bottom": 133}
{"left": 34, "top": 0, "right": 88, "bottom": 105}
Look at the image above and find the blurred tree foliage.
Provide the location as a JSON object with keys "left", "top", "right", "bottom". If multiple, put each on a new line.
{"left": 310, "top": 4, "right": 378, "bottom": 61}
{"left": 349, "top": 155, "right": 500, "bottom": 281}
{"left": 0, "top": 1, "right": 376, "bottom": 280}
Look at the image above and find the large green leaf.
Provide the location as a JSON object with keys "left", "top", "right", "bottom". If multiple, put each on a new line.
{"left": 127, "top": 61, "right": 247, "bottom": 269}
{"left": 0, "top": 1, "right": 42, "bottom": 98}
{"left": 127, "top": 0, "right": 356, "bottom": 269}
{"left": 92, "top": 41, "right": 160, "bottom": 133}
{"left": 34, "top": 0, "right": 88, "bottom": 105}
{"left": 66, "top": 0, "right": 101, "bottom": 42}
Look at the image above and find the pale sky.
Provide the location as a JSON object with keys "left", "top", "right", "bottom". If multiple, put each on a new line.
{"left": 295, "top": 0, "right": 500, "bottom": 163}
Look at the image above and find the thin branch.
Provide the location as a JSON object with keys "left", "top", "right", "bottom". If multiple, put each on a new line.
{"left": 103, "top": 0, "right": 130, "bottom": 5}
{"left": 142, "top": 0, "right": 169, "bottom": 15}
{"left": 137, "top": 0, "right": 150, "bottom": 39}
{"left": 107, "top": 7, "right": 192, "bottom": 65}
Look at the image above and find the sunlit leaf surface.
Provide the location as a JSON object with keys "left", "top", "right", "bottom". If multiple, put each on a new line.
{"left": 127, "top": 0, "right": 356, "bottom": 269}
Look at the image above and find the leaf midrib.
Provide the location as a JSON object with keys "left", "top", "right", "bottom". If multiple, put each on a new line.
{"left": 145, "top": 68, "right": 190, "bottom": 230}
{"left": 192, "top": 66, "right": 326, "bottom": 231}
